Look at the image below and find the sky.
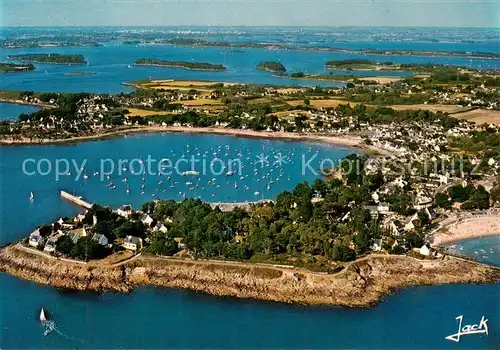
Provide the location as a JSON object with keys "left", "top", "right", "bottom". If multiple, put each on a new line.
{"left": 1, "top": 0, "right": 499, "bottom": 27}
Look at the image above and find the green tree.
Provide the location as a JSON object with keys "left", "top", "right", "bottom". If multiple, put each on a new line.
{"left": 434, "top": 192, "right": 452, "bottom": 209}
{"left": 69, "top": 237, "right": 109, "bottom": 261}
{"left": 386, "top": 190, "right": 413, "bottom": 216}
{"left": 330, "top": 244, "right": 356, "bottom": 262}
{"left": 55, "top": 235, "right": 74, "bottom": 255}
{"left": 469, "top": 186, "right": 490, "bottom": 209}
{"left": 490, "top": 186, "right": 500, "bottom": 205}
{"left": 148, "top": 232, "right": 179, "bottom": 256}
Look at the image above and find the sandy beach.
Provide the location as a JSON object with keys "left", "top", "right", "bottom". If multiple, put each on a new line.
{"left": 0, "top": 125, "right": 388, "bottom": 155}
{"left": 432, "top": 214, "right": 500, "bottom": 246}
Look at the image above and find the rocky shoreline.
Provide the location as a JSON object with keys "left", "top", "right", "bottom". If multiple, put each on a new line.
{"left": 1, "top": 245, "right": 499, "bottom": 307}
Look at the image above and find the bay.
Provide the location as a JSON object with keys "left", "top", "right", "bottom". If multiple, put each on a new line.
{"left": 0, "top": 132, "right": 354, "bottom": 245}
{"left": 0, "top": 102, "right": 40, "bottom": 121}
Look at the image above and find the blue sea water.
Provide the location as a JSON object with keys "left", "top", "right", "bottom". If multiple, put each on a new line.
{"left": 0, "top": 102, "right": 40, "bottom": 121}
{"left": 1, "top": 27, "right": 498, "bottom": 93}
{"left": 0, "top": 132, "right": 354, "bottom": 245}
{"left": 1, "top": 27, "right": 499, "bottom": 349}
{"left": 0, "top": 274, "right": 498, "bottom": 349}
{"left": 446, "top": 236, "right": 500, "bottom": 266}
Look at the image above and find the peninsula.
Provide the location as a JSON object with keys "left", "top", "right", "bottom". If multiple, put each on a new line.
{"left": 134, "top": 59, "right": 227, "bottom": 71}
{"left": 7, "top": 53, "right": 87, "bottom": 65}
{"left": 1, "top": 244, "right": 498, "bottom": 307}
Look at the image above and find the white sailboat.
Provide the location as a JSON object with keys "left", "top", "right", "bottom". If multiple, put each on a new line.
{"left": 40, "top": 307, "right": 47, "bottom": 322}
{"left": 30, "top": 192, "right": 34, "bottom": 200}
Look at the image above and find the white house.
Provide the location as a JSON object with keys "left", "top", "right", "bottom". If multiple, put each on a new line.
{"left": 116, "top": 205, "right": 133, "bottom": 218}
{"left": 28, "top": 229, "right": 45, "bottom": 248}
{"left": 93, "top": 233, "right": 108, "bottom": 246}
{"left": 388, "top": 220, "right": 405, "bottom": 236}
{"left": 123, "top": 235, "right": 142, "bottom": 251}
{"left": 141, "top": 214, "right": 154, "bottom": 227}
{"left": 370, "top": 238, "right": 383, "bottom": 251}
{"left": 153, "top": 222, "right": 168, "bottom": 234}
{"left": 419, "top": 244, "right": 431, "bottom": 256}
{"left": 377, "top": 202, "right": 391, "bottom": 214}
{"left": 44, "top": 237, "right": 58, "bottom": 253}
{"left": 405, "top": 213, "right": 420, "bottom": 232}
{"left": 75, "top": 213, "right": 86, "bottom": 223}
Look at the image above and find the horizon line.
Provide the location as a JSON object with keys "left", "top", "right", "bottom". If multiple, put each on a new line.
{"left": 1, "top": 25, "right": 499, "bottom": 29}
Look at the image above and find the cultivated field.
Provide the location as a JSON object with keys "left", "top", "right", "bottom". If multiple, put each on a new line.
{"left": 286, "top": 98, "right": 360, "bottom": 108}
{"left": 125, "top": 108, "right": 175, "bottom": 117}
{"left": 387, "top": 104, "right": 471, "bottom": 114}
{"left": 452, "top": 109, "right": 500, "bottom": 125}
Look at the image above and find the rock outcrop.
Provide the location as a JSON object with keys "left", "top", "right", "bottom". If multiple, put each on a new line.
{"left": 1, "top": 245, "right": 499, "bottom": 307}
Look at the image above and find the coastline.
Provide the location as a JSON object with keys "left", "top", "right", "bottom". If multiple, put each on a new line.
{"left": 431, "top": 214, "right": 500, "bottom": 246}
{"left": 1, "top": 244, "right": 499, "bottom": 307}
{"left": 0, "top": 125, "right": 387, "bottom": 155}
{"left": 0, "top": 98, "right": 56, "bottom": 109}
{"left": 134, "top": 63, "right": 227, "bottom": 71}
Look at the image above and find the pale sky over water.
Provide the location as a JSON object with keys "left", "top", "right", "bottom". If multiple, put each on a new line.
{"left": 1, "top": 0, "right": 498, "bottom": 27}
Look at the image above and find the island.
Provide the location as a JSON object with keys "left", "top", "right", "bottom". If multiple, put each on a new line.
{"left": 64, "top": 71, "right": 97, "bottom": 76}
{"left": 134, "top": 59, "right": 227, "bottom": 71}
{"left": 7, "top": 53, "right": 87, "bottom": 65}
{"left": 325, "top": 59, "right": 388, "bottom": 70}
{"left": 158, "top": 38, "right": 500, "bottom": 60}
{"left": 0, "top": 62, "right": 35, "bottom": 73}
{"left": 257, "top": 61, "right": 287, "bottom": 73}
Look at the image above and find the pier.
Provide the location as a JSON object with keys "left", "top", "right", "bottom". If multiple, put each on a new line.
{"left": 60, "top": 191, "right": 94, "bottom": 209}
{"left": 60, "top": 189, "right": 271, "bottom": 212}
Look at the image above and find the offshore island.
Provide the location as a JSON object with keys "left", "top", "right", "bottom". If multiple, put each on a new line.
{"left": 134, "top": 59, "right": 227, "bottom": 71}
{"left": 0, "top": 58, "right": 499, "bottom": 306}
{"left": 0, "top": 62, "right": 35, "bottom": 73}
{"left": 7, "top": 53, "right": 87, "bottom": 65}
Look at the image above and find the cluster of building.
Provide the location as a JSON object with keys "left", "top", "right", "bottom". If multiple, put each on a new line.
{"left": 25, "top": 201, "right": 187, "bottom": 260}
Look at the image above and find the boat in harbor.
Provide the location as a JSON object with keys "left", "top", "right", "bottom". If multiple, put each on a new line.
{"left": 30, "top": 192, "right": 34, "bottom": 200}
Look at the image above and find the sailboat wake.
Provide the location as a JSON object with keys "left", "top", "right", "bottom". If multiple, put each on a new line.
{"left": 39, "top": 308, "right": 86, "bottom": 344}
{"left": 42, "top": 320, "right": 56, "bottom": 336}
{"left": 41, "top": 319, "right": 86, "bottom": 343}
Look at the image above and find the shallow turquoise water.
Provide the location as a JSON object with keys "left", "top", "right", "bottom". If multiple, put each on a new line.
{"left": 0, "top": 102, "right": 40, "bottom": 121}
{"left": 445, "top": 236, "right": 500, "bottom": 266}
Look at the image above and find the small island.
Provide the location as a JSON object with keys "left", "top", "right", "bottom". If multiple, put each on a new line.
{"left": 7, "top": 53, "right": 87, "bottom": 65}
{"left": 134, "top": 59, "right": 227, "bottom": 71}
{"left": 0, "top": 62, "right": 35, "bottom": 73}
{"left": 325, "top": 59, "right": 395, "bottom": 71}
{"left": 257, "top": 61, "right": 287, "bottom": 73}
{"left": 64, "top": 71, "right": 97, "bottom": 76}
